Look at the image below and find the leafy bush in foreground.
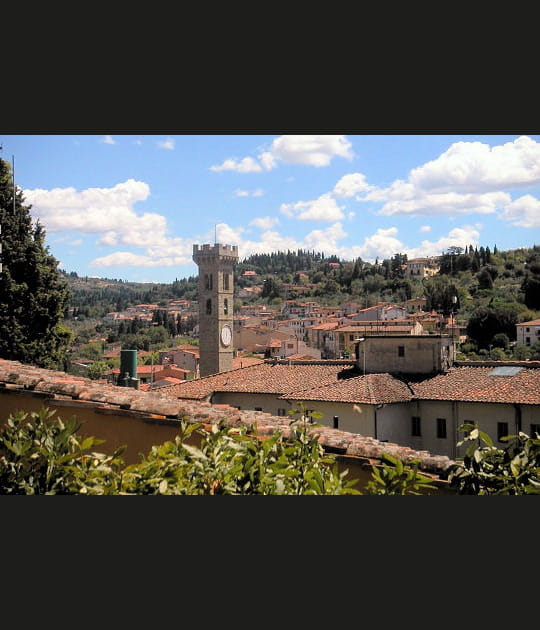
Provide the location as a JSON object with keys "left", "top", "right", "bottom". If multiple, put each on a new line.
{"left": 9, "top": 408, "right": 539, "bottom": 495}
{"left": 447, "top": 424, "right": 540, "bottom": 495}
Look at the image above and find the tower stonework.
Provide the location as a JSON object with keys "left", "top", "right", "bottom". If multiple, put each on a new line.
{"left": 193, "top": 243, "right": 238, "bottom": 377}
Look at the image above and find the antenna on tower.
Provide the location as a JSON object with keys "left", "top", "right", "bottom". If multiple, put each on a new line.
{"left": 214, "top": 223, "right": 217, "bottom": 244}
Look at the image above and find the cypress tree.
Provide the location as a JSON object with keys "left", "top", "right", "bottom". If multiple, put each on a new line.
{"left": 0, "top": 158, "right": 72, "bottom": 369}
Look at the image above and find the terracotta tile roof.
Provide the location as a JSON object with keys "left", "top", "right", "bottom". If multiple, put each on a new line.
{"left": 310, "top": 322, "right": 339, "bottom": 330}
{"left": 232, "top": 357, "right": 265, "bottom": 369}
{"left": 516, "top": 319, "right": 540, "bottom": 326}
{"left": 164, "top": 362, "right": 355, "bottom": 400}
{"left": 282, "top": 373, "right": 413, "bottom": 405}
{"left": 412, "top": 366, "right": 540, "bottom": 404}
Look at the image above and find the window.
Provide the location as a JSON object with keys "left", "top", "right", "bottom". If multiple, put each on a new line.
{"left": 277, "top": 408, "right": 287, "bottom": 416}
{"left": 436, "top": 417, "right": 447, "bottom": 439}
{"left": 526, "top": 337, "right": 531, "bottom": 344}
{"left": 223, "top": 272, "right": 230, "bottom": 291}
{"left": 530, "top": 424, "right": 540, "bottom": 437}
{"left": 411, "top": 416, "right": 421, "bottom": 436}
{"left": 497, "top": 422, "right": 509, "bottom": 442}
{"left": 204, "top": 274, "right": 213, "bottom": 290}
{"left": 224, "top": 298, "right": 229, "bottom": 315}
{"left": 333, "top": 415, "right": 339, "bottom": 429}
{"left": 398, "top": 346, "right": 405, "bottom": 357}
{"left": 254, "top": 407, "right": 263, "bottom": 412}
{"left": 206, "top": 299, "right": 212, "bottom": 315}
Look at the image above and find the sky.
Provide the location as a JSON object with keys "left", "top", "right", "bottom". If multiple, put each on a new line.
{"left": 1, "top": 133, "right": 539, "bottom": 284}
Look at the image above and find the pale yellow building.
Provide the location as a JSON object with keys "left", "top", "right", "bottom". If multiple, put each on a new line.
{"left": 516, "top": 319, "right": 540, "bottom": 347}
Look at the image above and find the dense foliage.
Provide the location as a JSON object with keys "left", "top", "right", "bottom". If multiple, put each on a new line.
{"left": 0, "top": 158, "right": 72, "bottom": 369}
{"left": 0, "top": 408, "right": 124, "bottom": 495}
{"left": 4, "top": 407, "right": 539, "bottom": 495}
{"left": 448, "top": 424, "right": 540, "bottom": 495}
{"left": 0, "top": 408, "right": 361, "bottom": 495}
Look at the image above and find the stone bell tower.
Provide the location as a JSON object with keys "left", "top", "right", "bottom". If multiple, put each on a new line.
{"left": 193, "top": 243, "right": 238, "bottom": 377}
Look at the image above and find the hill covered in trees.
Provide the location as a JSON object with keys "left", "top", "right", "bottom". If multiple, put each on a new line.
{"left": 61, "top": 245, "right": 540, "bottom": 356}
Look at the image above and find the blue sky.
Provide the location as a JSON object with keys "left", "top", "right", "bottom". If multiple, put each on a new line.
{"left": 1, "top": 133, "right": 540, "bottom": 284}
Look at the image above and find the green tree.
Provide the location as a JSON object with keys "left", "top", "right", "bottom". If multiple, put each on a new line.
{"left": 448, "top": 425, "right": 540, "bottom": 495}
{"left": 0, "top": 158, "right": 72, "bottom": 369}
{"left": 86, "top": 360, "right": 111, "bottom": 380}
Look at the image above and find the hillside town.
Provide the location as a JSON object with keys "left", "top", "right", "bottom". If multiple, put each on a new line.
{"left": 55, "top": 244, "right": 540, "bottom": 464}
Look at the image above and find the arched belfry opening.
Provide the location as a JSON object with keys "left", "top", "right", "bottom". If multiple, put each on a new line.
{"left": 193, "top": 243, "right": 238, "bottom": 377}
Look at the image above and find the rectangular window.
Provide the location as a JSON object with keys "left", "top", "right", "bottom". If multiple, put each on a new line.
{"left": 411, "top": 416, "right": 421, "bottom": 436}
{"left": 277, "top": 408, "right": 287, "bottom": 416}
{"left": 398, "top": 346, "right": 405, "bottom": 357}
{"left": 254, "top": 407, "right": 262, "bottom": 412}
{"left": 224, "top": 298, "right": 229, "bottom": 315}
{"left": 530, "top": 424, "right": 540, "bottom": 437}
{"left": 223, "top": 272, "right": 230, "bottom": 291}
{"left": 497, "top": 422, "right": 509, "bottom": 442}
{"left": 333, "top": 415, "right": 339, "bottom": 429}
{"left": 436, "top": 417, "right": 447, "bottom": 439}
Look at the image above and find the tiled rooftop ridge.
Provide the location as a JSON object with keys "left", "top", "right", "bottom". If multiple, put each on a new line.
{"left": 0, "top": 358, "right": 454, "bottom": 475}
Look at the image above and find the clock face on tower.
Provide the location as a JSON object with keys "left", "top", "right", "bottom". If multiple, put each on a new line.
{"left": 220, "top": 324, "right": 232, "bottom": 347}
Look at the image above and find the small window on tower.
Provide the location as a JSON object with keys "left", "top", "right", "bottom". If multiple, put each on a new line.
{"left": 223, "top": 272, "right": 230, "bottom": 291}
{"left": 224, "top": 298, "right": 229, "bottom": 315}
{"left": 206, "top": 299, "right": 212, "bottom": 315}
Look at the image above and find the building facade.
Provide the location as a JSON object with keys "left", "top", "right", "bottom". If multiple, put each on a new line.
{"left": 193, "top": 243, "right": 238, "bottom": 377}
{"left": 516, "top": 319, "right": 540, "bottom": 347}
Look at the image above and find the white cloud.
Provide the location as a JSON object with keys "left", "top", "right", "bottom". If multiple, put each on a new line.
{"left": 303, "top": 222, "right": 348, "bottom": 251}
{"left": 353, "top": 227, "right": 405, "bottom": 261}
{"left": 376, "top": 189, "right": 510, "bottom": 217}
{"left": 269, "top": 135, "right": 354, "bottom": 167}
{"left": 101, "top": 135, "right": 116, "bottom": 145}
{"left": 409, "top": 135, "right": 540, "bottom": 193}
{"left": 501, "top": 194, "right": 540, "bottom": 228}
{"left": 333, "top": 173, "right": 373, "bottom": 198}
{"left": 157, "top": 138, "right": 175, "bottom": 150}
{"left": 420, "top": 225, "right": 431, "bottom": 232}
{"left": 23, "top": 180, "right": 160, "bottom": 239}
{"left": 249, "top": 216, "right": 279, "bottom": 229}
{"left": 406, "top": 225, "right": 481, "bottom": 259}
{"left": 90, "top": 251, "right": 193, "bottom": 268}
{"left": 349, "top": 136, "right": 540, "bottom": 221}
{"left": 280, "top": 193, "right": 345, "bottom": 221}
{"left": 210, "top": 134, "right": 353, "bottom": 173}
{"left": 234, "top": 188, "right": 264, "bottom": 197}
{"left": 210, "top": 157, "right": 265, "bottom": 173}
